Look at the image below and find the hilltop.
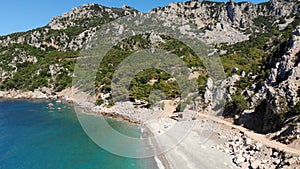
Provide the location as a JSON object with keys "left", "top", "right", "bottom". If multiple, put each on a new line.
{"left": 0, "top": 0, "right": 300, "bottom": 168}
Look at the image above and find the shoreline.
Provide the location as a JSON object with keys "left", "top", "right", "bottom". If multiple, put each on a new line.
{"left": 0, "top": 92, "right": 240, "bottom": 168}
{"left": 2, "top": 89, "right": 300, "bottom": 168}
{"left": 141, "top": 125, "right": 172, "bottom": 169}
{"left": 0, "top": 91, "right": 171, "bottom": 169}
{"left": 0, "top": 89, "right": 143, "bottom": 124}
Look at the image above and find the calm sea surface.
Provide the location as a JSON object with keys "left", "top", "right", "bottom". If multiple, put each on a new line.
{"left": 0, "top": 100, "right": 157, "bottom": 169}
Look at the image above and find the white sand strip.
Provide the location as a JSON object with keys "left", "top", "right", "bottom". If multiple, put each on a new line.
{"left": 154, "top": 156, "right": 165, "bottom": 169}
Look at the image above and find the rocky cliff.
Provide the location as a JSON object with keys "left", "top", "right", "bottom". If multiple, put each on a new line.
{"left": 0, "top": 0, "right": 299, "bottom": 145}
{"left": 150, "top": 0, "right": 300, "bottom": 44}
{"left": 228, "top": 25, "right": 300, "bottom": 144}
{"left": 0, "top": 4, "right": 136, "bottom": 51}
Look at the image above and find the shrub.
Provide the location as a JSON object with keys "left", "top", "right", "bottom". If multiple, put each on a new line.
{"left": 175, "top": 102, "right": 187, "bottom": 112}
{"left": 223, "top": 95, "right": 249, "bottom": 117}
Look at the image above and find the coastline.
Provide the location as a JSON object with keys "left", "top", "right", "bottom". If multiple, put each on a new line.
{"left": 2, "top": 89, "right": 299, "bottom": 168}
{"left": 141, "top": 125, "right": 172, "bottom": 169}
{"left": 0, "top": 89, "right": 230, "bottom": 169}
{"left": 0, "top": 89, "right": 172, "bottom": 169}
{"left": 0, "top": 88, "right": 145, "bottom": 124}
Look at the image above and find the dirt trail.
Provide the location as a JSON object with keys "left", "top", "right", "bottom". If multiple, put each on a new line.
{"left": 155, "top": 100, "right": 300, "bottom": 156}
{"left": 197, "top": 112, "right": 300, "bottom": 156}
{"left": 158, "top": 100, "right": 177, "bottom": 118}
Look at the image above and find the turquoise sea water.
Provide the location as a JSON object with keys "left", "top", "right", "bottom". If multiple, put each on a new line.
{"left": 0, "top": 100, "right": 157, "bottom": 169}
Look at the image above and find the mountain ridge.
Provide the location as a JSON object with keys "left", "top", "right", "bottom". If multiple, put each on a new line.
{"left": 0, "top": 2, "right": 299, "bottom": 166}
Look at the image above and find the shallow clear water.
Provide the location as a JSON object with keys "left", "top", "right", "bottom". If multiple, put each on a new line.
{"left": 0, "top": 100, "right": 157, "bottom": 169}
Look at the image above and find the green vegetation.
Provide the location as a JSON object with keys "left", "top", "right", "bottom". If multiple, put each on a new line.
{"left": 175, "top": 102, "right": 187, "bottom": 112}
{"left": 159, "top": 36, "right": 204, "bottom": 68}
{"left": 286, "top": 102, "right": 300, "bottom": 119}
{"left": 129, "top": 69, "right": 180, "bottom": 102}
{"left": 253, "top": 16, "right": 273, "bottom": 29}
{"left": 2, "top": 3, "right": 299, "bottom": 115}
{"left": 0, "top": 44, "right": 77, "bottom": 91}
{"left": 224, "top": 94, "right": 249, "bottom": 117}
{"left": 220, "top": 15, "right": 300, "bottom": 77}
{"left": 221, "top": 47, "right": 266, "bottom": 75}
{"left": 221, "top": 14, "right": 300, "bottom": 123}
{"left": 197, "top": 74, "right": 208, "bottom": 97}
{"left": 94, "top": 34, "right": 206, "bottom": 105}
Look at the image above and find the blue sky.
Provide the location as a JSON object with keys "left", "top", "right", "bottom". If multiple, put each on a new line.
{"left": 0, "top": 0, "right": 267, "bottom": 36}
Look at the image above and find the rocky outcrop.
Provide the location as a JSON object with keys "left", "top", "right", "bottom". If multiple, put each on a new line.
{"left": 149, "top": 0, "right": 300, "bottom": 44}
{"left": 226, "top": 0, "right": 235, "bottom": 22}
{"left": 0, "top": 4, "right": 137, "bottom": 51}
{"left": 234, "top": 26, "right": 300, "bottom": 136}
{"left": 0, "top": 0, "right": 299, "bottom": 138}
{"left": 1, "top": 0, "right": 299, "bottom": 50}
{"left": 0, "top": 28, "right": 70, "bottom": 50}
{"left": 213, "top": 129, "right": 300, "bottom": 168}
{"left": 48, "top": 4, "right": 137, "bottom": 30}
{"left": 67, "top": 27, "right": 98, "bottom": 50}
{"left": 263, "top": 26, "right": 300, "bottom": 133}
{"left": 0, "top": 2, "right": 299, "bottom": 167}
{"left": 272, "top": 123, "right": 300, "bottom": 144}
{"left": 0, "top": 88, "right": 58, "bottom": 100}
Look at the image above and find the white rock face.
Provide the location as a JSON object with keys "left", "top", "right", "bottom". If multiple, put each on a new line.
{"left": 12, "top": 56, "right": 37, "bottom": 65}
{"left": 262, "top": 26, "right": 300, "bottom": 133}
{"left": 149, "top": 0, "right": 299, "bottom": 44}
{"left": 0, "top": 88, "right": 56, "bottom": 100}
{"left": 0, "top": 91, "right": 7, "bottom": 97}
{"left": 48, "top": 4, "right": 136, "bottom": 30}
{"left": 48, "top": 64, "right": 64, "bottom": 76}
{"left": 204, "top": 78, "right": 214, "bottom": 105}
{"left": 0, "top": 4, "right": 138, "bottom": 52}
{"left": 204, "top": 22, "right": 249, "bottom": 44}
{"left": 0, "top": 0, "right": 299, "bottom": 51}
{"left": 149, "top": 33, "right": 165, "bottom": 44}
{"left": 68, "top": 27, "right": 97, "bottom": 50}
